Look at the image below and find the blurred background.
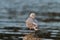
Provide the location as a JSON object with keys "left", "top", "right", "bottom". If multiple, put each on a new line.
{"left": 0, "top": 0, "right": 60, "bottom": 40}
